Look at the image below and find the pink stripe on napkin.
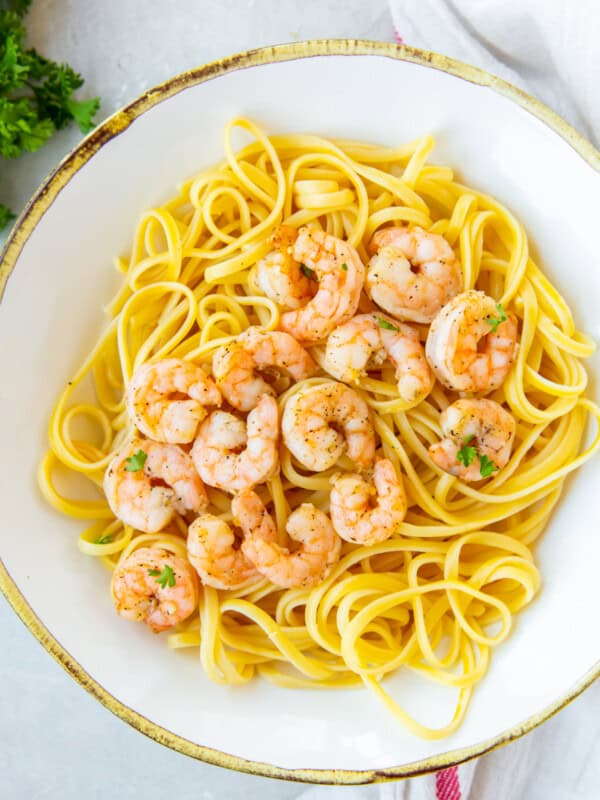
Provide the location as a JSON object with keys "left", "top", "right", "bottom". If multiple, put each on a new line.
{"left": 436, "top": 766, "right": 462, "bottom": 800}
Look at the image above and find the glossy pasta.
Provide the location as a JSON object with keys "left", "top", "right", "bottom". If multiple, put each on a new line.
{"left": 38, "top": 118, "right": 600, "bottom": 739}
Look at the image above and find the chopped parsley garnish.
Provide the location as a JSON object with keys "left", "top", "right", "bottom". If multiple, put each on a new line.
{"left": 300, "top": 263, "right": 316, "bottom": 280}
{"left": 377, "top": 316, "right": 399, "bottom": 332}
{"left": 341, "top": 262, "right": 348, "bottom": 271}
{"left": 479, "top": 454, "right": 499, "bottom": 478}
{"left": 94, "top": 533, "right": 113, "bottom": 545}
{"left": 125, "top": 449, "right": 147, "bottom": 472}
{"left": 486, "top": 302, "right": 507, "bottom": 333}
{"left": 456, "top": 434, "right": 476, "bottom": 468}
{"left": 148, "top": 564, "right": 176, "bottom": 589}
{"left": 455, "top": 434, "right": 498, "bottom": 477}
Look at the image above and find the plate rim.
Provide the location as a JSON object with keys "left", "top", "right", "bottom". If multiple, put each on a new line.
{"left": 1, "top": 39, "right": 599, "bottom": 784}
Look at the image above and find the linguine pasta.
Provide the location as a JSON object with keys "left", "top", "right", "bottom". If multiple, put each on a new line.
{"left": 38, "top": 118, "right": 600, "bottom": 738}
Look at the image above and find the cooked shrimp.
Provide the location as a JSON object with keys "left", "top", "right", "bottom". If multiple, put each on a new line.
{"left": 367, "top": 226, "right": 462, "bottom": 323}
{"left": 429, "top": 398, "right": 516, "bottom": 481}
{"left": 254, "top": 224, "right": 315, "bottom": 309}
{"left": 212, "top": 327, "right": 316, "bottom": 412}
{"left": 426, "top": 290, "right": 518, "bottom": 393}
{"left": 324, "top": 313, "right": 434, "bottom": 404}
{"left": 330, "top": 458, "right": 407, "bottom": 545}
{"left": 187, "top": 513, "right": 273, "bottom": 590}
{"left": 191, "top": 394, "right": 279, "bottom": 493}
{"left": 282, "top": 381, "right": 375, "bottom": 472}
{"left": 279, "top": 227, "right": 365, "bottom": 342}
{"left": 233, "top": 490, "right": 342, "bottom": 588}
{"left": 111, "top": 546, "right": 198, "bottom": 632}
{"left": 104, "top": 438, "right": 207, "bottom": 533}
{"left": 126, "top": 358, "right": 221, "bottom": 444}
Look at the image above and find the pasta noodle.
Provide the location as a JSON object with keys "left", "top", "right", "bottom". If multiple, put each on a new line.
{"left": 39, "top": 118, "right": 600, "bottom": 739}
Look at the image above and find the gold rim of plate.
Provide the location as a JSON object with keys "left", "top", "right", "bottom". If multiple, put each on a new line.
{"left": 1, "top": 40, "right": 599, "bottom": 784}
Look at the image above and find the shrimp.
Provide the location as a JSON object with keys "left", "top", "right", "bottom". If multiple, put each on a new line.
{"left": 187, "top": 513, "right": 273, "bottom": 590}
{"left": 233, "top": 490, "right": 342, "bottom": 588}
{"left": 425, "top": 290, "right": 518, "bottom": 393}
{"left": 104, "top": 437, "right": 207, "bottom": 533}
{"left": 191, "top": 394, "right": 279, "bottom": 493}
{"left": 111, "top": 546, "right": 198, "bottom": 632}
{"left": 212, "top": 327, "right": 316, "bottom": 412}
{"left": 366, "top": 226, "right": 462, "bottom": 323}
{"left": 429, "top": 398, "right": 516, "bottom": 481}
{"left": 330, "top": 458, "right": 407, "bottom": 545}
{"left": 324, "top": 313, "right": 434, "bottom": 405}
{"left": 126, "top": 358, "right": 221, "bottom": 444}
{"left": 254, "top": 224, "right": 315, "bottom": 309}
{"left": 282, "top": 381, "right": 375, "bottom": 472}
{"left": 279, "top": 227, "right": 365, "bottom": 343}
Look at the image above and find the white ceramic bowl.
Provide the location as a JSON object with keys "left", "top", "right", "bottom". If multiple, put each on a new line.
{"left": 1, "top": 41, "right": 599, "bottom": 784}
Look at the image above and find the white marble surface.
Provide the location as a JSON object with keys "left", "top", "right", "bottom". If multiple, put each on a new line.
{"left": 0, "top": 2, "right": 391, "bottom": 797}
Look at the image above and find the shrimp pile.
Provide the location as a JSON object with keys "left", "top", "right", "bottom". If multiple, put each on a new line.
{"left": 44, "top": 122, "right": 600, "bottom": 743}
{"left": 99, "top": 221, "right": 522, "bottom": 634}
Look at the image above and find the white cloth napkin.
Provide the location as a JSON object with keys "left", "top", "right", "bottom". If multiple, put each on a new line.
{"left": 298, "top": 2, "right": 600, "bottom": 798}
{"left": 389, "top": 0, "right": 600, "bottom": 145}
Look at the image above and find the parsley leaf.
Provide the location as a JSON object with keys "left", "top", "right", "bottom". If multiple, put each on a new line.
{"left": 479, "top": 454, "right": 499, "bottom": 478}
{"left": 0, "top": 96, "right": 54, "bottom": 157}
{"left": 341, "top": 262, "right": 348, "bottom": 271}
{"left": 300, "top": 263, "right": 316, "bottom": 280}
{"left": 0, "top": 202, "right": 15, "bottom": 229}
{"left": 377, "top": 316, "right": 399, "bottom": 332}
{"left": 148, "top": 564, "right": 176, "bottom": 589}
{"left": 125, "top": 449, "right": 147, "bottom": 472}
{"left": 456, "top": 435, "right": 476, "bottom": 468}
{"left": 67, "top": 95, "right": 101, "bottom": 134}
{"left": 94, "top": 533, "right": 113, "bottom": 545}
{"left": 486, "top": 302, "right": 507, "bottom": 333}
{"left": 0, "top": 1, "right": 100, "bottom": 228}
{"left": 1, "top": 1, "right": 33, "bottom": 16}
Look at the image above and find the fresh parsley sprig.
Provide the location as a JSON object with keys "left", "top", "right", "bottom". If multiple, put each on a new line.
{"left": 125, "top": 449, "right": 147, "bottom": 472}
{"left": 377, "top": 316, "right": 399, "bottom": 332}
{"left": 486, "top": 302, "right": 507, "bottom": 333}
{"left": 0, "top": 1, "right": 100, "bottom": 227}
{"left": 455, "top": 434, "right": 499, "bottom": 478}
{"left": 478, "top": 454, "right": 499, "bottom": 478}
{"left": 148, "top": 564, "right": 176, "bottom": 589}
{"left": 456, "top": 434, "right": 476, "bottom": 467}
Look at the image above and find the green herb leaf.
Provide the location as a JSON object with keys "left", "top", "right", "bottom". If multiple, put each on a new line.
{"left": 479, "top": 454, "right": 499, "bottom": 478}
{"left": 125, "top": 449, "right": 147, "bottom": 472}
{"left": 148, "top": 564, "right": 176, "bottom": 589}
{"left": 0, "top": 202, "right": 15, "bottom": 231}
{"left": 94, "top": 533, "right": 113, "bottom": 545}
{"left": 0, "top": 1, "right": 33, "bottom": 16}
{"left": 456, "top": 440, "right": 477, "bottom": 468}
{"left": 341, "top": 262, "right": 348, "bottom": 271}
{"left": 300, "top": 263, "right": 316, "bottom": 280}
{"left": 66, "top": 95, "right": 101, "bottom": 133}
{"left": 377, "top": 316, "right": 399, "bottom": 332}
{"left": 486, "top": 302, "right": 508, "bottom": 333}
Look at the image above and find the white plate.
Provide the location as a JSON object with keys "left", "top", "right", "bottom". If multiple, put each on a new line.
{"left": 1, "top": 42, "right": 599, "bottom": 783}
